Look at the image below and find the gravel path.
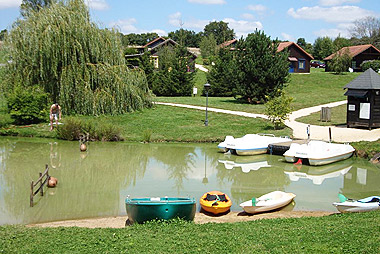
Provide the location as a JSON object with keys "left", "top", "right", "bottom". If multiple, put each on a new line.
{"left": 156, "top": 101, "right": 380, "bottom": 142}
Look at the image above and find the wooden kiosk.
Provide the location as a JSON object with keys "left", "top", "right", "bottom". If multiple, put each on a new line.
{"left": 344, "top": 68, "right": 380, "bottom": 129}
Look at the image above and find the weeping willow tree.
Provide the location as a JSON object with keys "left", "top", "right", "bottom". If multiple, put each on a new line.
{"left": 3, "top": 0, "right": 152, "bottom": 115}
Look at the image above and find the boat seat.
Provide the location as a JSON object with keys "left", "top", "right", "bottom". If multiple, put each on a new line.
{"left": 204, "top": 194, "right": 228, "bottom": 202}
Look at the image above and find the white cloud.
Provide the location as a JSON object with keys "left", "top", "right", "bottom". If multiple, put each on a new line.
{"left": 319, "top": 0, "right": 360, "bottom": 6}
{"left": 287, "top": 6, "right": 375, "bottom": 23}
{"left": 187, "top": 0, "right": 226, "bottom": 4}
{"left": 247, "top": 4, "right": 267, "bottom": 13}
{"left": 168, "top": 12, "right": 182, "bottom": 26}
{"left": 241, "top": 13, "right": 255, "bottom": 20}
{"left": 109, "top": 19, "right": 167, "bottom": 36}
{"left": 0, "top": 0, "right": 21, "bottom": 9}
{"left": 313, "top": 23, "right": 353, "bottom": 38}
{"left": 281, "top": 33, "right": 294, "bottom": 41}
{"left": 84, "top": 0, "right": 109, "bottom": 11}
{"left": 223, "top": 18, "right": 263, "bottom": 38}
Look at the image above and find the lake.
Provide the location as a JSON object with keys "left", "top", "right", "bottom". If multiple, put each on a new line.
{"left": 0, "top": 136, "right": 379, "bottom": 225}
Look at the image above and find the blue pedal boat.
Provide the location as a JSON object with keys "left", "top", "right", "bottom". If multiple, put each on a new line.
{"left": 125, "top": 197, "right": 196, "bottom": 224}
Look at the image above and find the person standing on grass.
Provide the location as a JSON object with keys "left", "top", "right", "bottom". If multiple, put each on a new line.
{"left": 49, "top": 103, "right": 62, "bottom": 131}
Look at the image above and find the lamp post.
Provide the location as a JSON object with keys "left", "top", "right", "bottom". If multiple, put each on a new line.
{"left": 204, "top": 83, "right": 211, "bottom": 126}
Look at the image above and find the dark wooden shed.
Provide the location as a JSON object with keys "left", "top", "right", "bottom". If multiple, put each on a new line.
{"left": 344, "top": 68, "right": 380, "bottom": 129}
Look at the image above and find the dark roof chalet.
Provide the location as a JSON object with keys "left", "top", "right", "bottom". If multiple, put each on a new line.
{"left": 324, "top": 44, "right": 380, "bottom": 61}
{"left": 344, "top": 68, "right": 380, "bottom": 90}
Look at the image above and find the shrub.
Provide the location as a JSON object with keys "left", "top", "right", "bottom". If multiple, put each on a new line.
{"left": 361, "top": 60, "right": 380, "bottom": 72}
{"left": 265, "top": 92, "right": 293, "bottom": 129}
{"left": 56, "top": 117, "right": 123, "bottom": 141}
{"left": 6, "top": 86, "right": 49, "bottom": 125}
{"left": 0, "top": 114, "right": 12, "bottom": 128}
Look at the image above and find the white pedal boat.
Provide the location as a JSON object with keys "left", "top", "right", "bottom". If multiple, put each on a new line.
{"left": 240, "top": 191, "right": 296, "bottom": 214}
{"left": 220, "top": 134, "right": 291, "bottom": 156}
{"left": 333, "top": 194, "right": 380, "bottom": 213}
{"left": 283, "top": 140, "right": 355, "bottom": 166}
{"left": 217, "top": 136, "right": 234, "bottom": 153}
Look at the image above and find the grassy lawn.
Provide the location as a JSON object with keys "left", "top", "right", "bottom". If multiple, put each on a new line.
{"left": 297, "top": 104, "right": 347, "bottom": 126}
{"left": 1, "top": 212, "right": 379, "bottom": 253}
{"left": 0, "top": 105, "right": 291, "bottom": 142}
{"left": 155, "top": 68, "right": 360, "bottom": 113}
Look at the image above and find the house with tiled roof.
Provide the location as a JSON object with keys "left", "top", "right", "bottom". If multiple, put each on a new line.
{"left": 219, "top": 39, "right": 237, "bottom": 50}
{"left": 324, "top": 44, "right": 380, "bottom": 72}
{"left": 277, "top": 41, "right": 314, "bottom": 73}
{"left": 125, "top": 37, "right": 197, "bottom": 71}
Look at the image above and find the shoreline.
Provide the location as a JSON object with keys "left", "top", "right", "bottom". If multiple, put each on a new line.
{"left": 27, "top": 210, "right": 335, "bottom": 228}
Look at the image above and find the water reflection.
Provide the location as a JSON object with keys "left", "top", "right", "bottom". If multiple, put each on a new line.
{"left": 0, "top": 137, "right": 380, "bottom": 225}
{"left": 284, "top": 159, "right": 353, "bottom": 185}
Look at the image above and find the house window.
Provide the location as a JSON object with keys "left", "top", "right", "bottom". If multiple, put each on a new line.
{"left": 151, "top": 56, "right": 159, "bottom": 69}
{"left": 298, "top": 59, "right": 305, "bottom": 70}
{"left": 352, "top": 61, "right": 356, "bottom": 69}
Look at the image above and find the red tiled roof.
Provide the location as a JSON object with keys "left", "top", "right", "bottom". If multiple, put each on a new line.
{"left": 324, "top": 44, "right": 380, "bottom": 60}
{"left": 277, "top": 41, "right": 314, "bottom": 60}
{"left": 220, "top": 39, "right": 237, "bottom": 48}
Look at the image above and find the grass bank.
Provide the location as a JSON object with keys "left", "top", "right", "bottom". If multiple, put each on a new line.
{"left": 0, "top": 105, "right": 291, "bottom": 142}
{"left": 1, "top": 212, "right": 379, "bottom": 253}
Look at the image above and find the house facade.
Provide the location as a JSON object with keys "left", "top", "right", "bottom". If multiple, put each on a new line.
{"left": 324, "top": 44, "right": 380, "bottom": 72}
{"left": 277, "top": 42, "right": 314, "bottom": 73}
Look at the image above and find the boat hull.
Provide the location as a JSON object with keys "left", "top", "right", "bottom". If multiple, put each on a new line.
{"left": 200, "top": 191, "right": 232, "bottom": 214}
{"left": 240, "top": 191, "right": 296, "bottom": 214}
{"left": 234, "top": 147, "right": 268, "bottom": 156}
{"left": 125, "top": 197, "right": 196, "bottom": 224}
{"left": 333, "top": 202, "right": 380, "bottom": 213}
{"left": 308, "top": 151, "right": 354, "bottom": 166}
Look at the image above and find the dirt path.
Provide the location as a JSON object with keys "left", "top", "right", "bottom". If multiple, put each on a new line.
{"left": 28, "top": 211, "right": 334, "bottom": 228}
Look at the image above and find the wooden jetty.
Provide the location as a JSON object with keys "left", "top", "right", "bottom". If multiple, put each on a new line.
{"left": 268, "top": 139, "right": 308, "bottom": 155}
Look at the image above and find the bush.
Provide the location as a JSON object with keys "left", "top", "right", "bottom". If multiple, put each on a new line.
{"left": 265, "top": 92, "right": 293, "bottom": 129}
{"left": 6, "top": 87, "right": 49, "bottom": 125}
{"left": 361, "top": 60, "right": 380, "bottom": 72}
{"left": 56, "top": 117, "right": 123, "bottom": 141}
{"left": 0, "top": 114, "right": 13, "bottom": 128}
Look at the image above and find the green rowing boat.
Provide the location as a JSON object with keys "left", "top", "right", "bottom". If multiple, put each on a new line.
{"left": 125, "top": 197, "right": 196, "bottom": 224}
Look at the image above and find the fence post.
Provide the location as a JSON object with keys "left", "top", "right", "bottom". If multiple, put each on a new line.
{"left": 39, "top": 172, "right": 43, "bottom": 196}
{"left": 30, "top": 181, "right": 34, "bottom": 207}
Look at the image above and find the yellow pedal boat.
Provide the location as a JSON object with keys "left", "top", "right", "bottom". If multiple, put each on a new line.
{"left": 200, "top": 191, "right": 232, "bottom": 214}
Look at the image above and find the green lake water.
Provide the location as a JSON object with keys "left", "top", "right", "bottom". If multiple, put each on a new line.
{"left": 1, "top": 136, "right": 379, "bottom": 225}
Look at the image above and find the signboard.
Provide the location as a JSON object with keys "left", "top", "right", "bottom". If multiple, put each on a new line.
{"left": 359, "top": 103, "right": 370, "bottom": 119}
{"left": 193, "top": 87, "right": 198, "bottom": 95}
{"left": 348, "top": 104, "right": 355, "bottom": 111}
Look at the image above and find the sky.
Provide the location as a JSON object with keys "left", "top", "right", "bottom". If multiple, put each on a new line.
{"left": 0, "top": 0, "right": 379, "bottom": 43}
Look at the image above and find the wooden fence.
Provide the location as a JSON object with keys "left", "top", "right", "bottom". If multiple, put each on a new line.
{"left": 30, "top": 164, "right": 49, "bottom": 207}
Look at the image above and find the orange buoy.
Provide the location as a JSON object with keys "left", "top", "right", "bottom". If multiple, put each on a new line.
{"left": 48, "top": 176, "right": 58, "bottom": 188}
{"left": 80, "top": 143, "right": 87, "bottom": 152}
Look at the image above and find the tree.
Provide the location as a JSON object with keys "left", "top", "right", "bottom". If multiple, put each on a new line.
{"left": 199, "top": 34, "right": 218, "bottom": 62}
{"left": 203, "top": 21, "right": 235, "bottom": 45}
{"left": 330, "top": 48, "right": 352, "bottom": 74}
{"left": 4, "top": 0, "right": 152, "bottom": 115}
{"left": 234, "top": 30, "right": 289, "bottom": 103}
{"left": 0, "top": 29, "right": 7, "bottom": 41}
{"left": 333, "top": 36, "right": 352, "bottom": 51}
{"left": 168, "top": 29, "right": 201, "bottom": 47}
{"left": 151, "top": 46, "right": 194, "bottom": 96}
{"left": 351, "top": 16, "right": 380, "bottom": 48}
{"left": 265, "top": 92, "right": 293, "bottom": 129}
{"left": 20, "top": 0, "right": 57, "bottom": 17}
{"left": 121, "top": 33, "right": 159, "bottom": 46}
{"left": 206, "top": 48, "right": 238, "bottom": 96}
{"left": 297, "top": 37, "right": 313, "bottom": 54}
{"left": 313, "top": 36, "right": 334, "bottom": 60}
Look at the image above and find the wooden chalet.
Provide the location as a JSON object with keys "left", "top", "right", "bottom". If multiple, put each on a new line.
{"left": 277, "top": 42, "right": 314, "bottom": 73}
{"left": 219, "top": 39, "right": 237, "bottom": 50}
{"left": 324, "top": 44, "right": 380, "bottom": 72}
{"left": 125, "top": 37, "right": 197, "bottom": 71}
{"left": 344, "top": 68, "right": 380, "bottom": 129}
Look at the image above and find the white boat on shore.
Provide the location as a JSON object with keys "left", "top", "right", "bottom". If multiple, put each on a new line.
{"left": 333, "top": 194, "right": 380, "bottom": 213}
{"left": 217, "top": 136, "right": 234, "bottom": 153}
{"left": 283, "top": 140, "right": 355, "bottom": 166}
{"left": 240, "top": 191, "right": 296, "bottom": 214}
{"left": 219, "top": 134, "right": 291, "bottom": 156}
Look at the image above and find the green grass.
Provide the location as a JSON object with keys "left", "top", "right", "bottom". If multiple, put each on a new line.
{"left": 193, "top": 70, "right": 207, "bottom": 97}
{"left": 297, "top": 104, "right": 347, "bottom": 126}
{"left": 9, "top": 105, "right": 286, "bottom": 142}
{"left": 156, "top": 68, "right": 360, "bottom": 113}
{"left": 1, "top": 212, "right": 379, "bottom": 253}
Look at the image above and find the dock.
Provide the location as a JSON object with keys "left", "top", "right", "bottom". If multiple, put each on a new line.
{"left": 268, "top": 139, "right": 308, "bottom": 155}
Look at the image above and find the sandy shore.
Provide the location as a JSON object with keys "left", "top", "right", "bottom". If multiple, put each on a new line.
{"left": 27, "top": 211, "right": 335, "bottom": 228}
